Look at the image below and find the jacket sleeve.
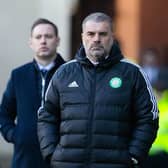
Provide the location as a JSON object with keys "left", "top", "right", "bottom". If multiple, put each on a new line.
{"left": 0, "top": 72, "right": 17, "bottom": 143}
{"left": 129, "top": 67, "right": 159, "bottom": 161}
{"left": 38, "top": 74, "right": 60, "bottom": 163}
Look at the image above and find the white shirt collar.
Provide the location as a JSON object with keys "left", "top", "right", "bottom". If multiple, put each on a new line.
{"left": 37, "top": 62, "right": 55, "bottom": 71}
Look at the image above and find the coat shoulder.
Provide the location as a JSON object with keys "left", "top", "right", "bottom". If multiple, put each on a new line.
{"left": 12, "top": 62, "right": 34, "bottom": 73}
{"left": 55, "top": 59, "right": 79, "bottom": 78}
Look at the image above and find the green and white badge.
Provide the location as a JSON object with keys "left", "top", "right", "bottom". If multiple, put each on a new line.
{"left": 109, "top": 77, "right": 122, "bottom": 88}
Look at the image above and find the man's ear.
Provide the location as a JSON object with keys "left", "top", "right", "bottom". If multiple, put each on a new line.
{"left": 28, "top": 37, "right": 33, "bottom": 50}
{"left": 81, "top": 33, "right": 84, "bottom": 40}
{"left": 56, "top": 36, "right": 60, "bottom": 47}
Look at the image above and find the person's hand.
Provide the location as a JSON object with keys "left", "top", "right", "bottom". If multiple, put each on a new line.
{"left": 131, "top": 157, "right": 139, "bottom": 168}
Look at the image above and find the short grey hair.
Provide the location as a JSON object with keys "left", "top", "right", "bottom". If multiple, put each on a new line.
{"left": 82, "top": 12, "right": 113, "bottom": 31}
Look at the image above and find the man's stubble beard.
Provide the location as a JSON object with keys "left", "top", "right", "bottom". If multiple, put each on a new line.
{"left": 90, "top": 50, "right": 106, "bottom": 62}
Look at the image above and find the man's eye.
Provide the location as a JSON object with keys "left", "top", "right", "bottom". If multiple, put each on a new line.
{"left": 46, "top": 35, "right": 53, "bottom": 38}
{"left": 87, "top": 32, "right": 94, "bottom": 36}
{"left": 34, "top": 35, "right": 53, "bottom": 39}
{"left": 35, "top": 35, "right": 41, "bottom": 39}
{"left": 100, "top": 32, "right": 107, "bottom": 36}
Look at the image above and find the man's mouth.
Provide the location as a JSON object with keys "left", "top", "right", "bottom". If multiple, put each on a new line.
{"left": 91, "top": 46, "right": 103, "bottom": 50}
{"left": 40, "top": 47, "right": 48, "bottom": 51}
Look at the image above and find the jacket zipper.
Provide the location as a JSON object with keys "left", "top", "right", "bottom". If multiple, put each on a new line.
{"left": 86, "top": 68, "right": 97, "bottom": 167}
{"left": 41, "top": 76, "right": 46, "bottom": 106}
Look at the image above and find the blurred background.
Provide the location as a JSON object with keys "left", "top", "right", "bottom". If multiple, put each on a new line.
{"left": 0, "top": 0, "right": 168, "bottom": 167}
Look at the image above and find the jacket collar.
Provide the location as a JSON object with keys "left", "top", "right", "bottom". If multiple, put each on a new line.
{"left": 33, "top": 53, "right": 65, "bottom": 72}
{"left": 75, "top": 41, "right": 123, "bottom": 69}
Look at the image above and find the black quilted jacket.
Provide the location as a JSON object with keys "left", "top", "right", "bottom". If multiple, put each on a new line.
{"left": 38, "top": 43, "right": 159, "bottom": 168}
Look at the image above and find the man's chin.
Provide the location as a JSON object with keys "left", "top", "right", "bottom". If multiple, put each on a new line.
{"left": 90, "top": 54, "right": 106, "bottom": 62}
{"left": 37, "top": 54, "right": 53, "bottom": 60}
{"left": 92, "top": 51, "right": 104, "bottom": 57}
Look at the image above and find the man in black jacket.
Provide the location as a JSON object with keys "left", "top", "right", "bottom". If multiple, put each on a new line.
{"left": 38, "top": 12, "right": 159, "bottom": 168}
{"left": 0, "top": 18, "right": 65, "bottom": 168}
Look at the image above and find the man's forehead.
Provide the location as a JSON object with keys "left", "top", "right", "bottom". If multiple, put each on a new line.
{"left": 32, "top": 24, "right": 55, "bottom": 35}
{"left": 83, "top": 21, "right": 111, "bottom": 32}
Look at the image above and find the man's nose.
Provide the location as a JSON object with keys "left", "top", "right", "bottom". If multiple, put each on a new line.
{"left": 93, "top": 34, "right": 100, "bottom": 42}
{"left": 41, "top": 36, "right": 46, "bottom": 43}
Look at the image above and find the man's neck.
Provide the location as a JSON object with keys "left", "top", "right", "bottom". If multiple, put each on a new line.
{"left": 87, "top": 56, "right": 99, "bottom": 65}
{"left": 35, "top": 54, "right": 57, "bottom": 66}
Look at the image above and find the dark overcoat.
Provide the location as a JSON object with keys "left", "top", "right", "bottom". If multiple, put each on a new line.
{"left": 0, "top": 54, "right": 65, "bottom": 168}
